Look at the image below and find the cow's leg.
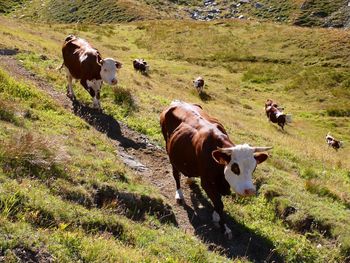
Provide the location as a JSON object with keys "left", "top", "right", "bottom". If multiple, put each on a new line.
{"left": 201, "top": 180, "right": 232, "bottom": 239}
{"left": 86, "top": 79, "right": 103, "bottom": 109}
{"left": 172, "top": 165, "right": 184, "bottom": 203}
{"left": 80, "top": 79, "right": 102, "bottom": 110}
{"left": 64, "top": 67, "right": 75, "bottom": 99}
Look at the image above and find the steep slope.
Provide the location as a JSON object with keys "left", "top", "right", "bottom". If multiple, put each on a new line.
{"left": 0, "top": 16, "right": 350, "bottom": 262}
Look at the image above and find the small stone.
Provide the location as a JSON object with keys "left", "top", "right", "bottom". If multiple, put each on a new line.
{"left": 69, "top": 7, "right": 78, "bottom": 13}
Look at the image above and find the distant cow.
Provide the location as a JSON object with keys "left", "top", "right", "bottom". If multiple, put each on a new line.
{"left": 265, "top": 99, "right": 291, "bottom": 130}
{"left": 61, "top": 35, "right": 122, "bottom": 109}
{"left": 326, "top": 133, "right": 343, "bottom": 151}
{"left": 193, "top": 76, "right": 204, "bottom": 93}
{"left": 160, "top": 100, "right": 272, "bottom": 238}
{"left": 133, "top": 59, "right": 149, "bottom": 74}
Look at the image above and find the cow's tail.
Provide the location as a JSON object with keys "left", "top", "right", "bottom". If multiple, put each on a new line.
{"left": 285, "top": 114, "right": 292, "bottom": 124}
{"left": 56, "top": 62, "right": 64, "bottom": 71}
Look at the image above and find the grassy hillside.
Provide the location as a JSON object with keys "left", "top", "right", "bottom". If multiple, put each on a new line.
{"left": 0, "top": 16, "right": 350, "bottom": 262}
{"left": 0, "top": 54, "right": 229, "bottom": 261}
{"left": 4, "top": 0, "right": 182, "bottom": 23}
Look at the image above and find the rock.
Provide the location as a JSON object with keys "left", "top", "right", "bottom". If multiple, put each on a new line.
{"left": 238, "top": 14, "right": 245, "bottom": 19}
{"left": 40, "top": 54, "right": 48, "bottom": 60}
{"left": 239, "top": 0, "right": 250, "bottom": 3}
{"left": 69, "top": 7, "right": 78, "bottom": 13}
{"left": 255, "top": 2, "right": 263, "bottom": 9}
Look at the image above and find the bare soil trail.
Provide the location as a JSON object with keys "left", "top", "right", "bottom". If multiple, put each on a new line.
{"left": 0, "top": 54, "right": 282, "bottom": 262}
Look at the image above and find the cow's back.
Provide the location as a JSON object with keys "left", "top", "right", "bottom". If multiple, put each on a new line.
{"left": 62, "top": 36, "right": 101, "bottom": 80}
{"left": 160, "top": 101, "right": 230, "bottom": 179}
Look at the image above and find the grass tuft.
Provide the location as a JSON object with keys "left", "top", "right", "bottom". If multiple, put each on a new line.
{"left": 0, "top": 132, "right": 69, "bottom": 180}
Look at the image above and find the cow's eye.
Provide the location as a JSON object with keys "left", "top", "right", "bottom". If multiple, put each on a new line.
{"left": 231, "top": 163, "right": 240, "bottom": 175}
{"left": 104, "top": 69, "right": 107, "bottom": 72}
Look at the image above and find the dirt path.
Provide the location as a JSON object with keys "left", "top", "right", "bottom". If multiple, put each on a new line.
{"left": 0, "top": 55, "right": 281, "bottom": 262}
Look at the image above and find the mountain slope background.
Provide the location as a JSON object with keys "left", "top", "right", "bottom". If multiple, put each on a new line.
{"left": 2, "top": 0, "right": 350, "bottom": 27}
{"left": 0, "top": 1, "right": 350, "bottom": 262}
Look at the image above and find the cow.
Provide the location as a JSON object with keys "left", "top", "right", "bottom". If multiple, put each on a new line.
{"left": 265, "top": 99, "right": 291, "bottom": 130}
{"left": 61, "top": 35, "right": 122, "bottom": 109}
{"left": 193, "top": 76, "right": 204, "bottom": 94}
{"left": 160, "top": 100, "right": 272, "bottom": 238}
{"left": 133, "top": 58, "right": 149, "bottom": 75}
{"left": 326, "top": 132, "right": 343, "bottom": 151}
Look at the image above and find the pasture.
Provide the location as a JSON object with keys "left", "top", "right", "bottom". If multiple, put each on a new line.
{"left": 0, "top": 15, "right": 349, "bottom": 262}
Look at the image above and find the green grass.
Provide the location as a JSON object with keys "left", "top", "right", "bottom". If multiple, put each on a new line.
{"left": 0, "top": 66, "right": 229, "bottom": 262}
{"left": 0, "top": 15, "right": 350, "bottom": 261}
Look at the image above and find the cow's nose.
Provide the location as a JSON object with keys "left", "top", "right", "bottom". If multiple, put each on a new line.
{"left": 111, "top": 78, "right": 118, "bottom": 85}
{"left": 244, "top": 188, "right": 256, "bottom": 196}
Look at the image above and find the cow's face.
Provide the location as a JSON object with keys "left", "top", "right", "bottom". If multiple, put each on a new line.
{"left": 99, "top": 58, "right": 122, "bottom": 85}
{"left": 212, "top": 144, "right": 271, "bottom": 197}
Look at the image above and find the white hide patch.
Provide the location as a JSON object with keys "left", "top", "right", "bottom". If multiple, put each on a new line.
{"left": 79, "top": 53, "right": 88, "bottom": 63}
{"left": 175, "top": 189, "right": 184, "bottom": 200}
{"left": 223, "top": 144, "right": 256, "bottom": 196}
{"left": 87, "top": 79, "right": 102, "bottom": 93}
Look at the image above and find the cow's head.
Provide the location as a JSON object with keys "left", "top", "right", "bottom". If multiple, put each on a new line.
{"left": 98, "top": 58, "right": 122, "bottom": 85}
{"left": 212, "top": 144, "right": 272, "bottom": 197}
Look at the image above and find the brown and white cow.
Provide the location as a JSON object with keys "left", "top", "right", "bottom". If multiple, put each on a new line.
{"left": 326, "top": 132, "right": 343, "bottom": 151}
{"left": 265, "top": 99, "right": 291, "bottom": 130}
{"left": 61, "top": 35, "right": 122, "bottom": 109}
{"left": 160, "top": 100, "right": 272, "bottom": 238}
{"left": 193, "top": 76, "right": 204, "bottom": 93}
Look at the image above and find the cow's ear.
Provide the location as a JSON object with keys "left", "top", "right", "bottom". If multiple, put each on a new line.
{"left": 254, "top": 152, "right": 268, "bottom": 164}
{"left": 212, "top": 149, "right": 231, "bottom": 165}
{"left": 115, "top": 61, "right": 122, "bottom": 69}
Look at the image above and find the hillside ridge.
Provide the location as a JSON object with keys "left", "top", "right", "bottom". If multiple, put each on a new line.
{"left": 2, "top": 0, "right": 350, "bottom": 27}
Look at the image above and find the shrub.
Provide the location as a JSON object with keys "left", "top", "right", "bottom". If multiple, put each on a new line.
{"left": 113, "top": 87, "right": 137, "bottom": 117}
{"left": 0, "top": 99, "right": 22, "bottom": 126}
{"left": 326, "top": 108, "right": 350, "bottom": 117}
{"left": 0, "top": 132, "right": 69, "bottom": 179}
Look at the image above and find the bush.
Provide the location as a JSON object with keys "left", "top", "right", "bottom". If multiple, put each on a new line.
{"left": 113, "top": 87, "right": 137, "bottom": 117}
{"left": 0, "top": 132, "right": 69, "bottom": 179}
{"left": 326, "top": 108, "right": 350, "bottom": 117}
{"left": 0, "top": 99, "right": 22, "bottom": 126}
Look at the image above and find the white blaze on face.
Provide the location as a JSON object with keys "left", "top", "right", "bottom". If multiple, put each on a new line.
{"left": 223, "top": 144, "right": 257, "bottom": 196}
{"left": 212, "top": 144, "right": 271, "bottom": 196}
{"left": 100, "top": 58, "right": 120, "bottom": 85}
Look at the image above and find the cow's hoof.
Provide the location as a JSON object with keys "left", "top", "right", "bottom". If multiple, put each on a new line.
{"left": 175, "top": 198, "right": 184, "bottom": 205}
{"left": 225, "top": 230, "right": 233, "bottom": 240}
{"left": 224, "top": 224, "right": 232, "bottom": 240}
{"left": 66, "top": 93, "right": 75, "bottom": 100}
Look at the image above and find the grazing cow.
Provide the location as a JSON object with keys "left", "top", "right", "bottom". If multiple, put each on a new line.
{"left": 133, "top": 59, "right": 149, "bottom": 74}
{"left": 326, "top": 132, "right": 343, "bottom": 151}
{"left": 160, "top": 100, "right": 272, "bottom": 238}
{"left": 61, "top": 35, "right": 122, "bottom": 109}
{"left": 193, "top": 76, "right": 205, "bottom": 93}
{"left": 265, "top": 99, "right": 291, "bottom": 130}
